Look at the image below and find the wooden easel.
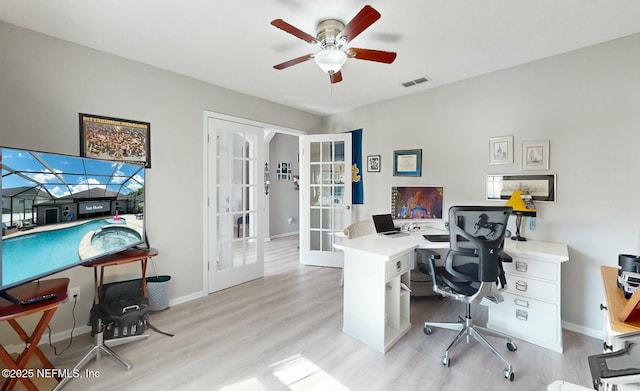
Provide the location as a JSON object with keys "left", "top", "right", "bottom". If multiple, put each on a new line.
{"left": 619, "top": 281, "right": 640, "bottom": 322}
{"left": 601, "top": 266, "right": 640, "bottom": 332}
{"left": 0, "top": 278, "right": 69, "bottom": 391}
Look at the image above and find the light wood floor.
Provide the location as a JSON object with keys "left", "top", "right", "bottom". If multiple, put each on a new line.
{"left": 39, "top": 235, "right": 599, "bottom": 390}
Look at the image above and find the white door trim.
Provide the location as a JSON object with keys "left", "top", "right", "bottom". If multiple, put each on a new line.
{"left": 202, "top": 110, "right": 305, "bottom": 293}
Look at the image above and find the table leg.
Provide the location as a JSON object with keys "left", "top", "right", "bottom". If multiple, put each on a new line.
{"left": 1, "top": 308, "right": 58, "bottom": 391}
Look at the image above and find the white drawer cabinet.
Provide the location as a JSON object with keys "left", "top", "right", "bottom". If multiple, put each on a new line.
{"left": 488, "top": 240, "right": 569, "bottom": 353}
{"left": 341, "top": 248, "right": 412, "bottom": 353}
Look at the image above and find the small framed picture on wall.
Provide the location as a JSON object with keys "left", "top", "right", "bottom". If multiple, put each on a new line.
{"left": 367, "top": 155, "right": 381, "bottom": 172}
{"left": 521, "top": 140, "right": 550, "bottom": 170}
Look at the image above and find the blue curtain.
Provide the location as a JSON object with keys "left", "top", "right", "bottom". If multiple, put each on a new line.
{"left": 350, "top": 129, "right": 364, "bottom": 204}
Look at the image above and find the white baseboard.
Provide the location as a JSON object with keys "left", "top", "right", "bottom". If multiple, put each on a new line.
{"left": 269, "top": 231, "right": 299, "bottom": 239}
{"left": 4, "top": 291, "right": 206, "bottom": 355}
{"left": 562, "top": 320, "right": 603, "bottom": 340}
{"left": 4, "top": 324, "right": 93, "bottom": 355}
{"left": 169, "top": 291, "right": 205, "bottom": 307}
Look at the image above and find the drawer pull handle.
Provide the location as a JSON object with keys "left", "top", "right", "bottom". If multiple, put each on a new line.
{"left": 515, "top": 280, "right": 528, "bottom": 292}
{"left": 603, "top": 341, "right": 613, "bottom": 351}
{"left": 514, "top": 298, "right": 530, "bottom": 308}
{"left": 396, "top": 261, "right": 401, "bottom": 272}
{"left": 600, "top": 303, "right": 608, "bottom": 311}
{"left": 516, "top": 309, "right": 528, "bottom": 321}
{"left": 515, "top": 261, "right": 528, "bottom": 272}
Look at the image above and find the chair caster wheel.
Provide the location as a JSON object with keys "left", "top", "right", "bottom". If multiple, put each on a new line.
{"left": 503, "top": 369, "right": 515, "bottom": 381}
{"left": 507, "top": 341, "right": 517, "bottom": 352}
{"left": 442, "top": 356, "right": 450, "bottom": 367}
{"left": 424, "top": 326, "right": 432, "bottom": 335}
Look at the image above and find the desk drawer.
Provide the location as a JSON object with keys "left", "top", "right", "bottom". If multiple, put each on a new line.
{"left": 503, "top": 256, "right": 558, "bottom": 282}
{"left": 504, "top": 274, "right": 557, "bottom": 302}
{"left": 489, "top": 292, "right": 558, "bottom": 347}
{"left": 386, "top": 253, "right": 410, "bottom": 278}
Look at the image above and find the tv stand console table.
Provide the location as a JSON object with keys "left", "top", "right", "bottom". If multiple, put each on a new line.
{"left": 54, "top": 247, "right": 158, "bottom": 391}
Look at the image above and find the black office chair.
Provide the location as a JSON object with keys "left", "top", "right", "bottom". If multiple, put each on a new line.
{"left": 416, "top": 205, "right": 516, "bottom": 381}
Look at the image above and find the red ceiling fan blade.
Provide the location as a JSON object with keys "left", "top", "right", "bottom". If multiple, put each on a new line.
{"left": 330, "top": 71, "right": 343, "bottom": 84}
{"left": 273, "top": 54, "right": 313, "bottom": 70}
{"left": 271, "top": 19, "right": 318, "bottom": 44}
{"left": 336, "top": 5, "right": 381, "bottom": 43}
{"left": 348, "top": 48, "right": 397, "bottom": 64}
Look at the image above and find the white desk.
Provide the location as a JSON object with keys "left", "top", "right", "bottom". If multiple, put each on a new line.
{"left": 334, "top": 230, "right": 569, "bottom": 353}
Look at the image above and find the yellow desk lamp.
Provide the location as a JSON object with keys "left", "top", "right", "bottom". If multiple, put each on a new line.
{"left": 505, "top": 189, "right": 536, "bottom": 241}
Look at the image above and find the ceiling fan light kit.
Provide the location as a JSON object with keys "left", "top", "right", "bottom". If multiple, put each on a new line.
{"left": 314, "top": 47, "right": 347, "bottom": 74}
{"left": 271, "top": 5, "right": 397, "bottom": 84}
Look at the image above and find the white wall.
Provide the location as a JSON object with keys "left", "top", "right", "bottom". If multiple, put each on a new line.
{"left": 324, "top": 33, "right": 640, "bottom": 336}
{"left": 269, "top": 133, "right": 300, "bottom": 237}
{"left": 0, "top": 21, "right": 321, "bottom": 345}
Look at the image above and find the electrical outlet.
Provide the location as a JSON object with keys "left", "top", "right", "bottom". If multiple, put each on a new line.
{"left": 70, "top": 286, "right": 80, "bottom": 300}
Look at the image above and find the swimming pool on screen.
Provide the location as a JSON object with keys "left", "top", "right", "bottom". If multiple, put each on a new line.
{"left": 2, "top": 218, "right": 141, "bottom": 287}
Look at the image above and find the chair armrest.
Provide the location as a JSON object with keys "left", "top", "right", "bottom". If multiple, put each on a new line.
{"left": 415, "top": 248, "right": 439, "bottom": 276}
{"left": 499, "top": 251, "right": 512, "bottom": 263}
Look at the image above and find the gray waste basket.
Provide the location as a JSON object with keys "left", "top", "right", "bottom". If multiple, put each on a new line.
{"left": 146, "top": 275, "right": 171, "bottom": 311}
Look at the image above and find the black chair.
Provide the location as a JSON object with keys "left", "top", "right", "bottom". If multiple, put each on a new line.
{"left": 416, "top": 205, "right": 516, "bottom": 381}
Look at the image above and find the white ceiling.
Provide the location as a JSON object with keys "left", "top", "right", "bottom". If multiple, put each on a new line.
{"left": 2, "top": 1, "right": 640, "bottom": 116}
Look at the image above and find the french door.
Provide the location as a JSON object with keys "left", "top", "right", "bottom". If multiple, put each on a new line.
{"left": 206, "top": 117, "right": 264, "bottom": 293}
{"left": 300, "top": 133, "right": 352, "bottom": 267}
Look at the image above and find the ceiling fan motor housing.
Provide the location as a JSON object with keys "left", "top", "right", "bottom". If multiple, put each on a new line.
{"left": 316, "top": 19, "right": 346, "bottom": 47}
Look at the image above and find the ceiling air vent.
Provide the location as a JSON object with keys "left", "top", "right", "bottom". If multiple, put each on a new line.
{"left": 402, "top": 75, "right": 431, "bottom": 87}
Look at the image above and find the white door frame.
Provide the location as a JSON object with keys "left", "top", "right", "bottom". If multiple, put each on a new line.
{"left": 202, "top": 111, "right": 305, "bottom": 293}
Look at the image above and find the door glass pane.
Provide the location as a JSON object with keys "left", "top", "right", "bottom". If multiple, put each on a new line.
{"left": 322, "top": 232, "right": 334, "bottom": 252}
{"left": 321, "top": 142, "right": 331, "bottom": 162}
{"left": 333, "top": 186, "right": 344, "bottom": 205}
{"left": 320, "top": 187, "right": 332, "bottom": 206}
{"left": 310, "top": 230, "right": 321, "bottom": 251}
{"left": 310, "top": 142, "right": 321, "bottom": 162}
{"left": 321, "top": 209, "right": 332, "bottom": 230}
{"left": 310, "top": 186, "right": 320, "bottom": 206}
{"left": 232, "top": 133, "right": 245, "bottom": 158}
{"left": 217, "top": 132, "right": 230, "bottom": 158}
{"left": 321, "top": 164, "right": 332, "bottom": 184}
{"left": 232, "top": 159, "right": 244, "bottom": 185}
{"left": 310, "top": 209, "right": 320, "bottom": 229}
{"left": 246, "top": 212, "right": 256, "bottom": 239}
{"left": 334, "top": 209, "right": 344, "bottom": 229}
{"left": 216, "top": 187, "right": 230, "bottom": 213}
{"left": 233, "top": 213, "right": 246, "bottom": 238}
{"left": 217, "top": 157, "right": 228, "bottom": 186}
{"left": 334, "top": 141, "right": 345, "bottom": 162}
{"left": 230, "top": 186, "right": 244, "bottom": 212}
{"left": 217, "top": 215, "right": 232, "bottom": 242}
{"left": 310, "top": 164, "right": 320, "bottom": 185}
{"left": 334, "top": 163, "right": 345, "bottom": 184}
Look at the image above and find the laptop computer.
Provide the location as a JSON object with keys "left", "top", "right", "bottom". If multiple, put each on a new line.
{"left": 372, "top": 214, "right": 409, "bottom": 237}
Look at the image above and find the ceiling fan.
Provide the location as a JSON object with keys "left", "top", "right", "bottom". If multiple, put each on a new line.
{"left": 271, "top": 5, "right": 397, "bottom": 83}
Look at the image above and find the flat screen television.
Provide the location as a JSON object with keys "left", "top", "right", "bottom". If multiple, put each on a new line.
{"left": 391, "top": 186, "right": 444, "bottom": 220}
{"left": 1, "top": 146, "right": 145, "bottom": 303}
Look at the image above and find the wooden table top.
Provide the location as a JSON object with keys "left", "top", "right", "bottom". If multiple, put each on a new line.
{"left": 0, "top": 278, "right": 69, "bottom": 321}
{"left": 83, "top": 247, "right": 158, "bottom": 268}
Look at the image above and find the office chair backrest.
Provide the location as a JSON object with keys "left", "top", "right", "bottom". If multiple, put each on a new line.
{"left": 448, "top": 206, "right": 512, "bottom": 282}
{"left": 344, "top": 221, "right": 376, "bottom": 238}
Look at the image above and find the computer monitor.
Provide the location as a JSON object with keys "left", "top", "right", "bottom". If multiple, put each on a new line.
{"left": 391, "top": 186, "right": 443, "bottom": 220}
